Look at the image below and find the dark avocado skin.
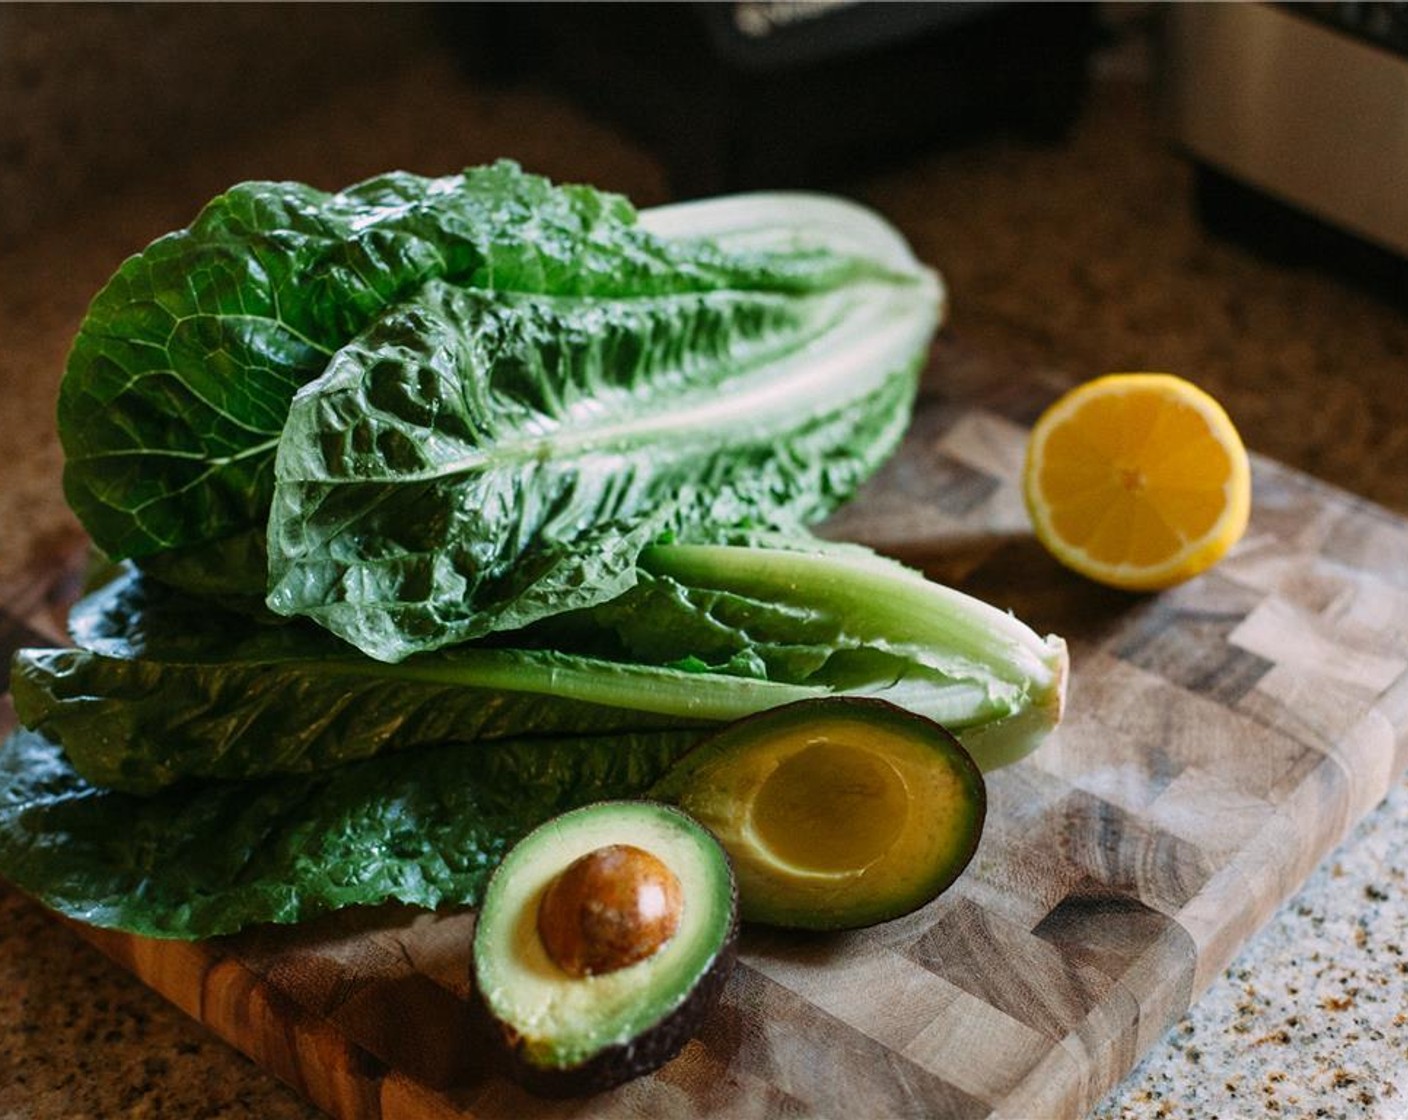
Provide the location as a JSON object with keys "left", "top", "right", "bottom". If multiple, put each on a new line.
{"left": 472, "top": 801, "right": 740, "bottom": 1097}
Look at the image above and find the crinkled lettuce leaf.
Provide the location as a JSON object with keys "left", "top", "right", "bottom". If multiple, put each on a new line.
{"left": 265, "top": 268, "right": 928, "bottom": 660}
{"left": 0, "top": 724, "right": 699, "bottom": 940}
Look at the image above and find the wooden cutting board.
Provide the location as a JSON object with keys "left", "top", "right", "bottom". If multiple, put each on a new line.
{"left": 5, "top": 393, "right": 1408, "bottom": 1120}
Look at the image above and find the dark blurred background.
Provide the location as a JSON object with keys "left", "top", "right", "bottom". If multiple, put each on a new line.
{"left": 0, "top": 2, "right": 1105, "bottom": 247}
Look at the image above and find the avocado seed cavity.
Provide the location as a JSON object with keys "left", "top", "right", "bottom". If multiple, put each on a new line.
{"left": 749, "top": 740, "right": 909, "bottom": 874}
{"left": 537, "top": 844, "right": 684, "bottom": 977}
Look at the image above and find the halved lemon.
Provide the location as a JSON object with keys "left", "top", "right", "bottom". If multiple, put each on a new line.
{"left": 1022, "top": 373, "right": 1251, "bottom": 591}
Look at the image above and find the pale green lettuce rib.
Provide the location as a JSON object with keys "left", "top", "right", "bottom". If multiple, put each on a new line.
{"left": 631, "top": 538, "right": 1067, "bottom": 771}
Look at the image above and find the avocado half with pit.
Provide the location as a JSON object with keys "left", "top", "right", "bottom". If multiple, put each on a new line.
{"left": 472, "top": 800, "right": 737, "bottom": 1096}
{"left": 652, "top": 697, "right": 985, "bottom": 930}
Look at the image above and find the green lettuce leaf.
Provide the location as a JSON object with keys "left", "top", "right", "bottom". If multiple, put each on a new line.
{"left": 0, "top": 724, "right": 698, "bottom": 939}
{"left": 12, "top": 539, "right": 1065, "bottom": 795}
{"left": 265, "top": 267, "right": 929, "bottom": 659}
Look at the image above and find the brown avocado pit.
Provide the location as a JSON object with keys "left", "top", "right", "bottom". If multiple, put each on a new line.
{"left": 472, "top": 801, "right": 737, "bottom": 1097}
{"left": 537, "top": 843, "right": 684, "bottom": 977}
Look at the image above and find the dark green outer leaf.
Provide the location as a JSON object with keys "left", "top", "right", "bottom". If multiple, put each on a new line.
{"left": 0, "top": 725, "right": 699, "bottom": 939}
{"left": 17, "top": 566, "right": 821, "bottom": 795}
{"left": 9, "top": 644, "right": 728, "bottom": 795}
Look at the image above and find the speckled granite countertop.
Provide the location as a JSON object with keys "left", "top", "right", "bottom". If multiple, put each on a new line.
{"left": 2, "top": 24, "right": 1407, "bottom": 1120}
{"left": 1092, "top": 776, "right": 1408, "bottom": 1119}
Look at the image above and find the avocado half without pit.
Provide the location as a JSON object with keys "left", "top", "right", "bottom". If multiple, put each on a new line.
{"left": 472, "top": 800, "right": 738, "bottom": 1096}
{"left": 652, "top": 697, "right": 986, "bottom": 931}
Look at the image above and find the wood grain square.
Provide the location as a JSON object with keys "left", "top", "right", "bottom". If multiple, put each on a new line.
{"left": 290, "top": 957, "right": 475, "bottom": 1090}
{"left": 1107, "top": 920, "right": 1199, "bottom": 1055}
{"left": 1034, "top": 651, "right": 1331, "bottom": 815}
{"left": 239, "top": 913, "right": 423, "bottom": 1006}
{"left": 1050, "top": 980, "right": 1141, "bottom": 1120}
{"left": 1240, "top": 461, "right": 1350, "bottom": 563}
{"left": 1044, "top": 789, "right": 1215, "bottom": 917}
{"left": 1142, "top": 765, "right": 1280, "bottom": 862}
{"left": 828, "top": 400, "right": 1033, "bottom": 550}
{"left": 1320, "top": 496, "right": 1408, "bottom": 590}
{"left": 1217, "top": 532, "right": 1358, "bottom": 614}
{"left": 1231, "top": 595, "right": 1407, "bottom": 695}
{"left": 75, "top": 921, "right": 210, "bottom": 1022}
{"left": 901, "top": 977, "right": 1055, "bottom": 1108}
{"left": 963, "top": 764, "right": 1095, "bottom": 927}
{"left": 906, "top": 895, "right": 1115, "bottom": 1043}
{"left": 197, "top": 953, "right": 390, "bottom": 1114}
{"left": 1027, "top": 887, "right": 1200, "bottom": 1058}
{"left": 823, "top": 439, "right": 1002, "bottom": 549}
{"left": 239, "top": 915, "right": 482, "bottom": 1090}
{"left": 708, "top": 962, "right": 991, "bottom": 1120}
{"left": 366, "top": 910, "right": 478, "bottom": 1002}
{"left": 1241, "top": 665, "right": 1405, "bottom": 824}
{"left": 742, "top": 930, "right": 966, "bottom": 1055}
{"left": 1025, "top": 654, "right": 1187, "bottom": 811}
{"left": 1334, "top": 574, "right": 1408, "bottom": 659}
{"left": 1173, "top": 837, "right": 1308, "bottom": 996}
{"left": 1381, "top": 672, "right": 1408, "bottom": 756}
{"left": 644, "top": 1046, "right": 812, "bottom": 1120}
{"left": 933, "top": 410, "right": 1028, "bottom": 487}
{"left": 1111, "top": 592, "right": 1272, "bottom": 708}
{"left": 1032, "top": 885, "right": 1181, "bottom": 983}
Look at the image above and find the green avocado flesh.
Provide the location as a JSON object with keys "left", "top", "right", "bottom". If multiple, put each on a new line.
{"left": 472, "top": 800, "right": 737, "bottom": 1094}
{"left": 651, "top": 698, "right": 985, "bottom": 930}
